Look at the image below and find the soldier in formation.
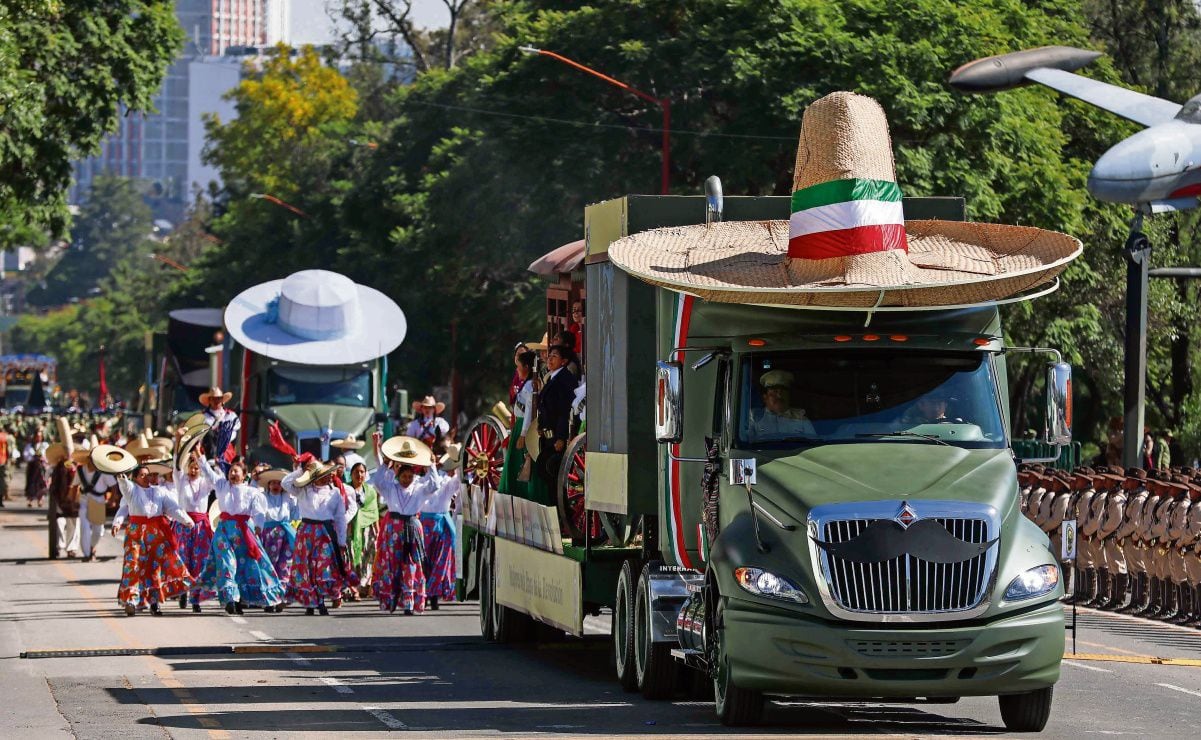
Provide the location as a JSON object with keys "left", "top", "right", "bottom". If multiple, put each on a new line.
{"left": 1020, "top": 463, "right": 1201, "bottom": 625}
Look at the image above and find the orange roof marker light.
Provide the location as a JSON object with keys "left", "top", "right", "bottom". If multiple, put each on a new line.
{"left": 747, "top": 338, "right": 767, "bottom": 347}
{"left": 890, "top": 334, "right": 909, "bottom": 342}
{"left": 862, "top": 334, "right": 880, "bottom": 342}
{"left": 973, "top": 337, "right": 992, "bottom": 346}
{"left": 833, "top": 335, "right": 852, "bottom": 342}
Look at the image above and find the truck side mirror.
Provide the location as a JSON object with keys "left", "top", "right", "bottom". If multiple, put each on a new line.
{"left": 655, "top": 361, "right": 683, "bottom": 444}
{"left": 1044, "top": 362, "right": 1072, "bottom": 446}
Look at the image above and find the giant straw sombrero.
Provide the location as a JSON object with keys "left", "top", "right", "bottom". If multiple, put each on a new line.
{"left": 608, "top": 92, "right": 1082, "bottom": 308}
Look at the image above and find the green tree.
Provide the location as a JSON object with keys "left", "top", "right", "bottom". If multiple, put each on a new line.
{"left": 185, "top": 0, "right": 1143, "bottom": 423}
{"left": 0, "top": 0, "right": 182, "bottom": 246}
{"left": 26, "top": 176, "right": 157, "bottom": 307}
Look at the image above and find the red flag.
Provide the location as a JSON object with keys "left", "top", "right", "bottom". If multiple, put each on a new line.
{"left": 98, "top": 350, "right": 108, "bottom": 401}
{"left": 268, "top": 420, "right": 298, "bottom": 459}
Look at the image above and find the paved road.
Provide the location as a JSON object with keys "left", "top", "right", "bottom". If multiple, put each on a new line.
{"left": 4, "top": 495, "right": 1201, "bottom": 738}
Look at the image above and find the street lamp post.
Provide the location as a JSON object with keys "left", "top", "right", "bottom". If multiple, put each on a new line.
{"left": 249, "top": 193, "right": 310, "bottom": 218}
{"left": 519, "top": 46, "right": 671, "bottom": 194}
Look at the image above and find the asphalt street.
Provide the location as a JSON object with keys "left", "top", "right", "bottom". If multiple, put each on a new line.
{"left": 3, "top": 490, "right": 1201, "bottom": 738}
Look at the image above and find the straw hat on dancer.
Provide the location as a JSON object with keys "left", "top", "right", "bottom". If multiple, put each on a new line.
{"left": 607, "top": 91, "right": 1082, "bottom": 309}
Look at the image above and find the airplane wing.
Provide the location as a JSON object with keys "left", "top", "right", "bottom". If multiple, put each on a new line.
{"left": 1024, "top": 68, "right": 1180, "bottom": 128}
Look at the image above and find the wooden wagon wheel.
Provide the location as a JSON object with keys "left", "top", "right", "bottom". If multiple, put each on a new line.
{"left": 461, "top": 414, "right": 508, "bottom": 494}
{"left": 556, "top": 433, "right": 604, "bottom": 545}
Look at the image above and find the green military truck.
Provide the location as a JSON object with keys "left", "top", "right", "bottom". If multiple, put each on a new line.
{"left": 462, "top": 193, "right": 1070, "bottom": 731}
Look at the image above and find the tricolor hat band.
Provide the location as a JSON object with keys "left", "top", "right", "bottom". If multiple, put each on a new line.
{"left": 788, "top": 177, "right": 908, "bottom": 260}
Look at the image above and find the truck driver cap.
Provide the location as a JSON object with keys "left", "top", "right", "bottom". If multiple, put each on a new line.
{"left": 607, "top": 92, "right": 1083, "bottom": 308}
{"left": 760, "top": 369, "right": 794, "bottom": 390}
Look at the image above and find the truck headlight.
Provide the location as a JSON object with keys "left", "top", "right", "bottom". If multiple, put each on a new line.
{"left": 734, "top": 567, "right": 808, "bottom": 604}
{"left": 1004, "top": 564, "right": 1059, "bottom": 601}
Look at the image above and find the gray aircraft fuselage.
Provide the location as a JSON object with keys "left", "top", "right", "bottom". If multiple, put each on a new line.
{"left": 1088, "top": 116, "right": 1201, "bottom": 204}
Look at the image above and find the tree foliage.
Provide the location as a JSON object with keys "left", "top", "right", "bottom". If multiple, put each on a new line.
{"left": 0, "top": 0, "right": 182, "bottom": 246}
{"left": 11, "top": 178, "right": 193, "bottom": 398}
{"left": 161, "top": 0, "right": 1201, "bottom": 459}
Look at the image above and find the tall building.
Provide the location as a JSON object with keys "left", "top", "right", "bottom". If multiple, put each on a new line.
{"left": 72, "top": 1, "right": 288, "bottom": 212}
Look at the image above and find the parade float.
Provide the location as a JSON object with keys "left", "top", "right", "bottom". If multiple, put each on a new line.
{"left": 460, "top": 92, "right": 1078, "bottom": 731}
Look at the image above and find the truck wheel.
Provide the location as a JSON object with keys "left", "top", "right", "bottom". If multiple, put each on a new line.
{"left": 613, "top": 559, "right": 638, "bottom": 692}
{"left": 998, "top": 687, "right": 1053, "bottom": 732}
{"left": 635, "top": 562, "right": 675, "bottom": 699}
{"left": 494, "top": 599, "right": 533, "bottom": 643}
{"left": 712, "top": 601, "right": 764, "bottom": 725}
{"left": 478, "top": 540, "right": 496, "bottom": 641}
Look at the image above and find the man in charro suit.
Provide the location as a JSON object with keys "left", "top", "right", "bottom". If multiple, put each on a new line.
{"left": 536, "top": 345, "right": 579, "bottom": 491}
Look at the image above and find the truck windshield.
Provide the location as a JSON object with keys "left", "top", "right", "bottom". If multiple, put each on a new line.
{"left": 267, "top": 366, "right": 372, "bottom": 407}
{"left": 737, "top": 350, "right": 1005, "bottom": 449}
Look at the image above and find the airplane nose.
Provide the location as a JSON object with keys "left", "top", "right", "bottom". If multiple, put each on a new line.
{"left": 1087, "top": 125, "right": 1195, "bottom": 203}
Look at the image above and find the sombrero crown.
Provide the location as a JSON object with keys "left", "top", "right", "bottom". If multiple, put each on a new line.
{"left": 608, "top": 92, "right": 1082, "bottom": 308}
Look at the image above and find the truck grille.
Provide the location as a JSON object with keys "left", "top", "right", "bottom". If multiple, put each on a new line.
{"left": 820, "top": 516, "right": 992, "bottom": 615}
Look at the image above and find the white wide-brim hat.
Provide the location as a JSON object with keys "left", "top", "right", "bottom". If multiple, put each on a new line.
{"left": 225, "top": 269, "right": 407, "bottom": 365}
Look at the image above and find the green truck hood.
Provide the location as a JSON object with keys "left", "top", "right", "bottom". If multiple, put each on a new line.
{"left": 749, "top": 444, "right": 1017, "bottom": 520}
{"left": 272, "top": 404, "right": 374, "bottom": 437}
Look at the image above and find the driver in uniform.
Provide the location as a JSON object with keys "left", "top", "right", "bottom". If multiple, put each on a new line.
{"left": 751, "top": 370, "right": 815, "bottom": 438}
{"left": 900, "top": 390, "right": 964, "bottom": 426}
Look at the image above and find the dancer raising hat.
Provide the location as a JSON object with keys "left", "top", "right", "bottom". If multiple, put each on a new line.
{"left": 196, "top": 453, "right": 285, "bottom": 613}
{"left": 112, "top": 465, "right": 195, "bottom": 616}
{"left": 171, "top": 441, "right": 216, "bottom": 612}
{"left": 255, "top": 468, "right": 298, "bottom": 612}
{"left": 370, "top": 431, "right": 435, "bottom": 615}
{"left": 420, "top": 441, "right": 461, "bottom": 610}
{"left": 282, "top": 459, "right": 359, "bottom": 616}
{"left": 200, "top": 386, "right": 240, "bottom": 469}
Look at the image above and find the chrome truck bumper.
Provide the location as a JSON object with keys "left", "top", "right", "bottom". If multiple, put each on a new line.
{"left": 721, "top": 597, "right": 1063, "bottom": 698}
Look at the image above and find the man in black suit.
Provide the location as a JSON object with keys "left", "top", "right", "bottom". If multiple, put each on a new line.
{"left": 537, "top": 345, "right": 578, "bottom": 489}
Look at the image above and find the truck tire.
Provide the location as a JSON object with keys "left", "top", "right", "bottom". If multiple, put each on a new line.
{"left": 998, "top": 687, "right": 1053, "bottom": 732}
{"left": 479, "top": 540, "right": 496, "bottom": 641}
{"left": 494, "top": 599, "right": 533, "bottom": 643}
{"left": 712, "top": 601, "right": 764, "bottom": 726}
{"left": 635, "top": 562, "right": 675, "bottom": 700}
{"left": 613, "top": 559, "right": 638, "bottom": 692}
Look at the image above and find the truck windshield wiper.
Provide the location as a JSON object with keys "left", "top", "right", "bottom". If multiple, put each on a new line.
{"left": 856, "top": 431, "right": 952, "bottom": 446}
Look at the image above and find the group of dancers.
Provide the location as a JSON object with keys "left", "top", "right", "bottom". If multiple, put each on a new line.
{"left": 113, "top": 428, "right": 460, "bottom": 617}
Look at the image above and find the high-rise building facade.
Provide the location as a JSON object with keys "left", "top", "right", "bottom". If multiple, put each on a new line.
{"left": 72, "top": 1, "right": 284, "bottom": 211}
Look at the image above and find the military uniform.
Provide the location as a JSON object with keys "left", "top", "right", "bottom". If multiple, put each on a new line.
{"left": 1097, "top": 474, "right": 1127, "bottom": 608}
{"left": 1116, "top": 471, "right": 1150, "bottom": 613}
{"left": 1183, "top": 482, "right": 1201, "bottom": 626}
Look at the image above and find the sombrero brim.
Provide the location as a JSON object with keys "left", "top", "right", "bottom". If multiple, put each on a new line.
{"left": 199, "top": 391, "right": 233, "bottom": 405}
{"left": 294, "top": 462, "right": 339, "bottom": 488}
{"left": 175, "top": 427, "right": 209, "bottom": 471}
{"left": 331, "top": 438, "right": 365, "bottom": 450}
{"left": 257, "top": 469, "right": 288, "bottom": 486}
{"left": 608, "top": 219, "right": 1082, "bottom": 308}
{"left": 381, "top": 435, "right": 435, "bottom": 467}
{"left": 92, "top": 445, "right": 138, "bottom": 475}
{"left": 225, "top": 278, "right": 407, "bottom": 365}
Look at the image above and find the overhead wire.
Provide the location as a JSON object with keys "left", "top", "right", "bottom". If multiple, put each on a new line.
{"left": 399, "top": 98, "right": 796, "bottom": 141}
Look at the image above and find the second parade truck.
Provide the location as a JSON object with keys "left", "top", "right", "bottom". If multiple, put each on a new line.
{"left": 462, "top": 193, "right": 1070, "bottom": 731}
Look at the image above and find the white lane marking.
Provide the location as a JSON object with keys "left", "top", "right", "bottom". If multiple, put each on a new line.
{"left": 320, "top": 676, "right": 354, "bottom": 695}
{"left": 229, "top": 615, "right": 248, "bottom": 625}
{"left": 1158, "top": 683, "right": 1201, "bottom": 699}
{"left": 362, "top": 706, "right": 407, "bottom": 729}
{"left": 248, "top": 630, "right": 272, "bottom": 641}
{"left": 1062, "top": 659, "right": 1113, "bottom": 674}
{"left": 285, "top": 651, "right": 312, "bottom": 666}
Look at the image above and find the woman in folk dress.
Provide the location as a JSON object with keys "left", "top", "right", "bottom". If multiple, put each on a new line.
{"left": 420, "top": 444, "right": 461, "bottom": 609}
{"left": 371, "top": 432, "right": 434, "bottom": 615}
{"left": 196, "top": 454, "right": 285, "bottom": 613}
{"left": 112, "top": 465, "right": 194, "bottom": 616}
{"left": 282, "top": 460, "right": 357, "bottom": 615}
{"left": 346, "top": 462, "right": 380, "bottom": 599}
{"left": 172, "top": 450, "right": 216, "bottom": 612}
{"left": 24, "top": 427, "right": 49, "bottom": 507}
{"left": 256, "top": 468, "right": 297, "bottom": 612}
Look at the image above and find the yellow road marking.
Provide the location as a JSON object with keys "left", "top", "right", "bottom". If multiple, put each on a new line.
{"left": 1077, "top": 639, "right": 1145, "bottom": 656}
{"left": 21, "top": 528, "right": 229, "bottom": 738}
{"left": 1065, "top": 652, "right": 1201, "bottom": 667}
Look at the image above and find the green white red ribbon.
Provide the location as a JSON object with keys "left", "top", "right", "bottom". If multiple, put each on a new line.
{"left": 788, "top": 178, "right": 908, "bottom": 259}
